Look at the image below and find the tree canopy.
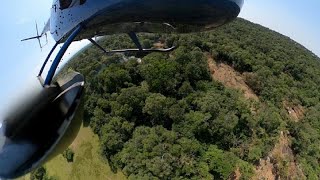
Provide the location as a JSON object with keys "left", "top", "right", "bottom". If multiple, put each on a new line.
{"left": 59, "top": 18, "right": 320, "bottom": 179}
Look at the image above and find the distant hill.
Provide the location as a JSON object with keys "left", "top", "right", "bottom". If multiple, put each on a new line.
{"left": 41, "top": 18, "right": 320, "bottom": 179}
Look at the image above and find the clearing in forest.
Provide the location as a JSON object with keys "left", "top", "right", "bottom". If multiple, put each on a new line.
{"left": 45, "top": 126, "right": 126, "bottom": 180}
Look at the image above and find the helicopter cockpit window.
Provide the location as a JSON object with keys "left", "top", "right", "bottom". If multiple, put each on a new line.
{"left": 59, "top": 0, "right": 86, "bottom": 10}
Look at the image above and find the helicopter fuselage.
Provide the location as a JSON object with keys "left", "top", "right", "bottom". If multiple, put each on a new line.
{"left": 51, "top": 0, "right": 243, "bottom": 42}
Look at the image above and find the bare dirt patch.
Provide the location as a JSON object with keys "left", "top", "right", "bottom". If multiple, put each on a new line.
{"left": 253, "top": 131, "right": 305, "bottom": 180}
{"left": 153, "top": 42, "right": 165, "bottom": 49}
{"left": 207, "top": 53, "right": 259, "bottom": 101}
{"left": 272, "top": 131, "right": 305, "bottom": 179}
{"left": 229, "top": 167, "right": 241, "bottom": 180}
{"left": 253, "top": 157, "right": 277, "bottom": 180}
{"left": 283, "top": 101, "right": 305, "bottom": 122}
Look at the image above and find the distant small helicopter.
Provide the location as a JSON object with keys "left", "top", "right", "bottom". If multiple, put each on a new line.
{"left": 0, "top": 0, "right": 243, "bottom": 178}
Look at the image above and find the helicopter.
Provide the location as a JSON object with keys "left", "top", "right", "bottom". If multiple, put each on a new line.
{"left": 0, "top": 0, "right": 243, "bottom": 178}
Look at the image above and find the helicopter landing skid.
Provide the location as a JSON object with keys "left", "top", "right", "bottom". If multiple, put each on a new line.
{"left": 38, "top": 24, "right": 175, "bottom": 87}
{"left": 88, "top": 36, "right": 176, "bottom": 55}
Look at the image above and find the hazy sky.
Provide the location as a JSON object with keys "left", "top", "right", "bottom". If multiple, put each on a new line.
{"left": 239, "top": 0, "right": 319, "bottom": 56}
{"left": 0, "top": 0, "right": 319, "bottom": 116}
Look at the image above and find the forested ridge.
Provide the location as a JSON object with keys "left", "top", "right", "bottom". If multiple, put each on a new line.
{"left": 54, "top": 18, "right": 320, "bottom": 179}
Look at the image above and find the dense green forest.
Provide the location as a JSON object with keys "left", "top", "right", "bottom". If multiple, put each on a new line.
{"left": 51, "top": 18, "right": 320, "bottom": 179}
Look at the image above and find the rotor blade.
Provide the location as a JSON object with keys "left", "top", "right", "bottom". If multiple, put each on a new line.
{"left": 35, "top": 21, "right": 39, "bottom": 36}
{"left": 21, "top": 35, "right": 42, "bottom": 41}
{"left": 38, "top": 37, "right": 42, "bottom": 49}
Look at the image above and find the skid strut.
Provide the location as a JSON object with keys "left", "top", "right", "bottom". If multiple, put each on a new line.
{"left": 43, "top": 25, "right": 83, "bottom": 86}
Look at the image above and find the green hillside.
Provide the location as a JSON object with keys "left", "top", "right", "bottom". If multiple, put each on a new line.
{"left": 39, "top": 18, "right": 320, "bottom": 179}
{"left": 20, "top": 126, "right": 126, "bottom": 180}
